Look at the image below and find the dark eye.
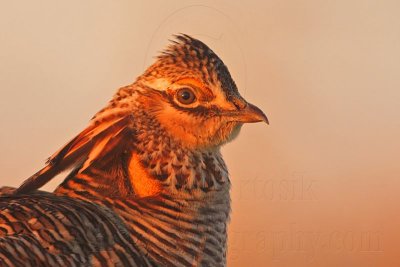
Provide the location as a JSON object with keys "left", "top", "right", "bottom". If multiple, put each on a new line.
{"left": 176, "top": 88, "right": 196, "bottom": 105}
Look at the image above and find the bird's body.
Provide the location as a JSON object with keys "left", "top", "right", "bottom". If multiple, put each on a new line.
{"left": 0, "top": 182, "right": 229, "bottom": 266}
{"left": 0, "top": 35, "right": 267, "bottom": 266}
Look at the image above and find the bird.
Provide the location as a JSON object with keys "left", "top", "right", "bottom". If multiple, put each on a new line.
{"left": 0, "top": 34, "right": 268, "bottom": 267}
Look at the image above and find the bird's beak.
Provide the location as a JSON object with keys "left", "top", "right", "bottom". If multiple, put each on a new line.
{"left": 239, "top": 102, "right": 269, "bottom": 124}
{"left": 224, "top": 102, "right": 269, "bottom": 124}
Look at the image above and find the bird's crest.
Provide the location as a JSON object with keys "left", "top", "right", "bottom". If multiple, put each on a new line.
{"left": 151, "top": 34, "right": 240, "bottom": 98}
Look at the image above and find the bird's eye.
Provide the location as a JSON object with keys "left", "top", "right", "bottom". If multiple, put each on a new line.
{"left": 176, "top": 88, "right": 196, "bottom": 105}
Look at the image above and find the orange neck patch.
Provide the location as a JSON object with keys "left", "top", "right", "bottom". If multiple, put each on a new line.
{"left": 128, "top": 153, "right": 162, "bottom": 197}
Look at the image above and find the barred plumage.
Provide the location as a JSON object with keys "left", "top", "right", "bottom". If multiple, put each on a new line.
{"left": 0, "top": 34, "right": 268, "bottom": 266}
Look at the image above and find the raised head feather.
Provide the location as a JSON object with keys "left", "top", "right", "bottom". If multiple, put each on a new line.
{"left": 14, "top": 115, "right": 133, "bottom": 195}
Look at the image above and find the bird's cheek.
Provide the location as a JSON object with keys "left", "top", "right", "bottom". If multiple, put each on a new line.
{"left": 153, "top": 106, "right": 201, "bottom": 147}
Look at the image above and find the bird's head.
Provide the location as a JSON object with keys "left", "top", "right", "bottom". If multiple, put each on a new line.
{"left": 127, "top": 34, "right": 268, "bottom": 150}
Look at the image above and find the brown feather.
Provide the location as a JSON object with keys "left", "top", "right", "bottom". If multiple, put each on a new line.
{"left": 14, "top": 115, "right": 132, "bottom": 195}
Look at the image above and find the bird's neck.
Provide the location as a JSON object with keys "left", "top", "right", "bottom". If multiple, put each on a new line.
{"left": 55, "top": 123, "right": 231, "bottom": 201}
{"left": 54, "top": 138, "right": 231, "bottom": 266}
{"left": 54, "top": 127, "right": 231, "bottom": 265}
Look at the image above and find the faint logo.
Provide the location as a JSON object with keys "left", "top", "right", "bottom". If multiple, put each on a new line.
{"left": 229, "top": 225, "right": 383, "bottom": 264}
{"left": 236, "top": 171, "right": 318, "bottom": 201}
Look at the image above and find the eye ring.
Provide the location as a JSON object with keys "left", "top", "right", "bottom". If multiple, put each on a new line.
{"left": 176, "top": 88, "right": 196, "bottom": 105}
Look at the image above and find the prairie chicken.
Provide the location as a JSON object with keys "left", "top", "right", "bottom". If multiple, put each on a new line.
{"left": 0, "top": 34, "right": 268, "bottom": 266}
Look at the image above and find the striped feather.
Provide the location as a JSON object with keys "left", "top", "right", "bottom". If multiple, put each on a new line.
{"left": 14, "top": 115, "right": 132, "bottom": 195}
{"left": 0, "top": 192, "right": 152, "bottom": 266}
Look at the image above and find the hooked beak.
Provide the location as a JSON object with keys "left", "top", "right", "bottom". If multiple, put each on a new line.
{"left": 224, "top": 102, "right": 269, "bottom": 124}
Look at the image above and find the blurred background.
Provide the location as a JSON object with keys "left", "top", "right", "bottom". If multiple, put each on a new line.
{"left": 0, "top": 1, "right": 399, "bottom": 266}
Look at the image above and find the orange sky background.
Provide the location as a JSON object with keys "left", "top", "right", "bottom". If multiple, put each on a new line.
{"left": 0, "top": 1, "right": 399, "bottom": 266}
